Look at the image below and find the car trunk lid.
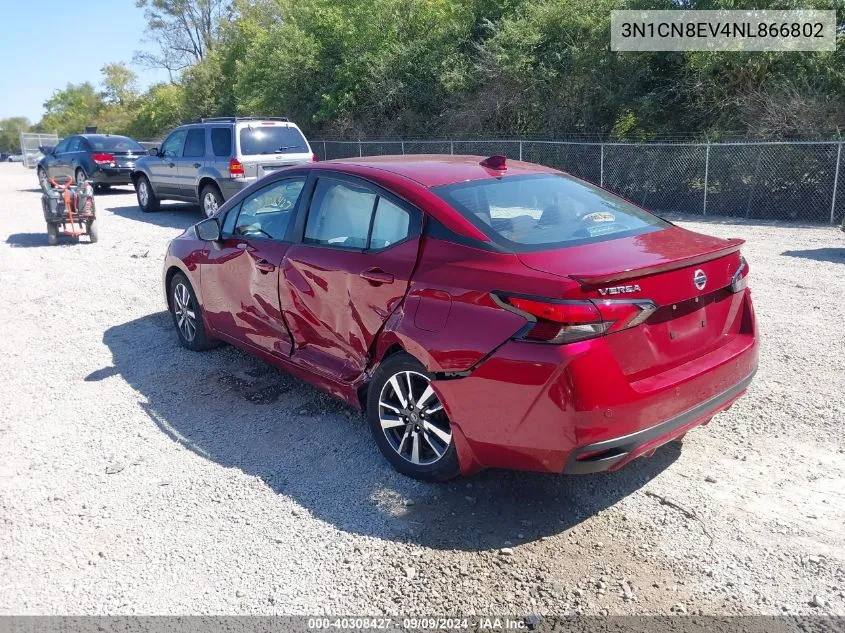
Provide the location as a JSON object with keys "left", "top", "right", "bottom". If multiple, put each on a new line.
{"left": 517, "top": 227, "right": 749, "bottom": 380}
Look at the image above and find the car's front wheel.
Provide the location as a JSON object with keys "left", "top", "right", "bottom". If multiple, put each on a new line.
{"left": 367, "top": 352, "right": 460, "bottom": 481}
{"left": 169, "top": 273, "right": 217, "bottom": 351}
{"left": 136, "top": 175, "right": 160, "bottom": 212}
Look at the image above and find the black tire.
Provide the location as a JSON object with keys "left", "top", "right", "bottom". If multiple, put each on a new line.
{"left": 87, "top": 219, "right": 99, "bottom": 243}
{"left": 37, "top": 167, "right": 50, "bottom": 192}
{"left": 46, "top": 223, "right": 58, "bottom": 246}
{"left": 367, "top": 352, "right": 460, "bottom": 481}
{"left": 136, "top": 175, "right": 160, "bottom": 212}
{"left": 75, "top": 168, "right": 87, "bottom": 186}
{"left": 200, "top": 183, "right": 224, "bottom": 219}
{"left": 169, "top": 272, "right": 217, "bottom": 351}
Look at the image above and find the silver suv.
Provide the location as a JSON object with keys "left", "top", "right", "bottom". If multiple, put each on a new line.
{"left": 131, "top": 117, "right": 315, "bottom": 217}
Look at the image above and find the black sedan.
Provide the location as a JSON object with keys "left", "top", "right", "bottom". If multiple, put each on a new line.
{"left": 37, "top": 134, "right": 147, "bottom": 191}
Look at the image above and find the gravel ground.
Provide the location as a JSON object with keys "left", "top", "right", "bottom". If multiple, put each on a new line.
{"left": 0, "top": 162, "right": 843, "bottom": 616}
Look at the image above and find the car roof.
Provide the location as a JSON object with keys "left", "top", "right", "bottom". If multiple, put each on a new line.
{"left": 316, "top": 154, "right": 561, "bottom": 188}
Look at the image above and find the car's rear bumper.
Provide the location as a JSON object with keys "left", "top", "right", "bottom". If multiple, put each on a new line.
{"left": 91, "top": 166, "right": 134, "bottom": 185}
{"left": 563, "top": 368, "right": 755, "bottom": 474}
{"left": 219, "top": 177, "right": 255, "bottom": 200}
{"left": 431, "top": 291, "right": 759, "bottom": 476}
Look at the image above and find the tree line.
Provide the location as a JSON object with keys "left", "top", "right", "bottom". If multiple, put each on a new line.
{"left": 2, "top": 0, "right": 842, "bottom": 153}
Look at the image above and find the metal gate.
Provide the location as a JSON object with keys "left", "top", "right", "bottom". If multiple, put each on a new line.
{"left": 19, "top": 132, "right": 59, "bottom": 169}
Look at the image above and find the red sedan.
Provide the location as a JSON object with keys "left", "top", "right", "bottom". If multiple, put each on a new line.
{"left": 162, "top": 155, "right": 758, "bottom": 481}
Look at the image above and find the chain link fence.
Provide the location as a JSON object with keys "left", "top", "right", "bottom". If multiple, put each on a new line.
{"left": 19, "top": 132, "right": 59, "bottom": 169}
{"left": 314, "top": 139, "right": 845, "bottom": 224}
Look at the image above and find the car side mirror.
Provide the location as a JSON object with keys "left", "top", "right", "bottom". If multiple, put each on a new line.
{"left": 196, "top": 217, "right": 221, "bottom": 241}
{"left": 149, "top": 147, "right": 159, "bottom": 157}
{"left": 39, "top": 145, "right": 55, "bottom": 156}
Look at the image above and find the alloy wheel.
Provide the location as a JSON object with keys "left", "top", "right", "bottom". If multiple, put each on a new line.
{"left": 203, "top": 192, "right": 219, "bottom": 218}
{"left": 138, "top": 180, "right": 149, "bottom": 206}
{"left": 38, "top": 169, "right": 48, "bottom": 190}
{"left": 173, "top": 282, "right": 197, "bottom": 342}
{"left": 378, "top": 370, "right": 451, "bottom": 465}
{"left": 76, "top": 170, "right": 86, "bottom": 186}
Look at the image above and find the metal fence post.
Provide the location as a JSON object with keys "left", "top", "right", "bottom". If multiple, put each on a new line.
{"left": 401, "top": 140, "right": 405, "bottom": 155}
{"left": 703, "top": 142, "right": 710, "bottom": 217}
{"left": 358, "top": 139, "right": 363, "bottom": 157}
{"left": 450, "top": 140, "right": 454, "bottom": 155}
{"left": 519, "top": 140, "right": 523, "bottom": 161}
{"left": 600, "top": 144, "right": 605, "bottom": 187}
{"left": 323, "top": 140, "right": 327, "bottom": 160}
{"left": 831, "top": 142, "right": 842, "bottom": 224}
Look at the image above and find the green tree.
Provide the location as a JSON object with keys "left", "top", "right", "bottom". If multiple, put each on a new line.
{"left": 135, "top": 0, "right": 233, "bottom": 80}
{"left": 40, "top": 83, "right": 104, "bottom": 137}
{"left": 101, "top": 63, "right": 139, "bottom": 106}
{"left": 129, "top": 82, "right": 187, "bottom": 138}
{"left": 0, "top": 117, "right": 30, "bottom": 153}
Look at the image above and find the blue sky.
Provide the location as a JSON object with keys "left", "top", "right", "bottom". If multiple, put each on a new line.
{"left": 0, "top": 0, "right": 171, "bottom": 122}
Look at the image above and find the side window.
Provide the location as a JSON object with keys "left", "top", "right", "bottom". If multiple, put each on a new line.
{"left": 370, "top": 198, "right": 410, "bottom": 249}
{"left": 183, "top": 129, "right": 206, "bottom": 158}
{"left": 210, "top": 128, "right": 232, "bottom": 157}
{"left": 67, "top": 138, "right": 82, "bottom": 152}
{"left": 160, "top": 129, "right": 187, "bottom": 158}
{"left": 304, "top": 180, "right": 377, "bottom": 249}
{"left": 54, "top": 138, "right": 70, "bottom": 154}
{"left": 234, "top": 177, "right": 306, "bottom": 239}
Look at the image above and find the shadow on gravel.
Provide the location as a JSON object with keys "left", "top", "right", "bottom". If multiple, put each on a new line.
{"left": 95, "top": 311, "right": 678, "bottom": 551}
{"left": 6, "top": 232, "right": 90, "bottom": 248}
{"left": 107, "top": 203, "right": 201, "bottom": 229}
{"left": 781, "top": 247, "right": 845, "bottom": 264}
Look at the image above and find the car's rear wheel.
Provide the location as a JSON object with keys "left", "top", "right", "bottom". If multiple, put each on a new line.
{"left": 75, "top": 168, "right": 87, "bottom": 186}
{"left": 37, "top": 167, "right": 50, "bottom": 192}
{"left": 200, "top": 184, "right": 223, "bottom": 219}
{"left": 367, "top": 353, "right": 460, "bottom": 481}
{"left": 136, "top": 175, "right": 160, "bottom": 212}
{"left": 169, "top": 273, "right": 217, "bottom": 351}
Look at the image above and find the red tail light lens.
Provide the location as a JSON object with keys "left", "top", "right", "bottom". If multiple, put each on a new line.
{"left": 91, "top": 153, "right": 114, "bottom": 165}
{"left": 500, "top": 295, "right": 657, "bottom": 344}
{"left": 229, "top": 158, "right": 244, "bottom": 177}
{"left": 311, "top": 153, "right": 318, "bottom": 162}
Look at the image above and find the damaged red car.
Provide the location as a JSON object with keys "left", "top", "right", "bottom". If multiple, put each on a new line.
{"left": 162, "top": 154, "right": 758, "bottom": 481}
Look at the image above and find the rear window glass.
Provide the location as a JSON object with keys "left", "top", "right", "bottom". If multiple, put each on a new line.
{"left": 210, "top": 128, "right": 232, "bottom": 157}
{"left": 432, "top": 174, "right": 667, "bottom": 252}
{"left": 86, "top": 136, "right": 145, "bottom": 152}
{"left": 239, "top": 125, "right": 308, "bottom": 155}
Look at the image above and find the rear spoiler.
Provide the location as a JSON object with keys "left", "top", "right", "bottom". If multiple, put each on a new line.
{"left": 569, "top": 239, "right": 744, "bottom": 286}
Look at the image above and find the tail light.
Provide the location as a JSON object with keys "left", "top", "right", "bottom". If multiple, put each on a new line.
{"left": 91, "top": 153, "right": 114, "bottom": 165}
{"left": 229, "top": 158, "right": 244, "bottom": 178}
{"left": 311, "top": 153, "right": 318, "bottom": 162}
{"left": 499, "top": 295, "right": 657, "bottom": 344}
{"left": 731, "top": 256, "right": 748, "bottom": 293}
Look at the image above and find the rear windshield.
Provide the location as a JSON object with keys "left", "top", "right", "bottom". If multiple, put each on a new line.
{"left": 238, "top": 125, "right": 309, "bottom": 155}
{"left": 87, "top": 136, "right": 145, "bottom": 152}
{"left": 432, "top": 174, "right": 668, "bottom": 252}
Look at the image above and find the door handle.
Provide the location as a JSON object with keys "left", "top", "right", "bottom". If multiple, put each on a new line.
{"left": 360, "top": 268, "right": 394, "bottom": 285}
{"left": 193, "top": 163, "right": 202, "bottom": 168}
{"left": 254, "top": 259, "right": 276, "bottom": 274}
{"left": 168, "top": 162, "right": 175, "bottom": 168}
{"left": 236, "top": 242, "right": 249, "bottom": 250}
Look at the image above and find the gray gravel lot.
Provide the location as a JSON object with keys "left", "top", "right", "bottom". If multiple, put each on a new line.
{"left": 0, "top": 162, "right": 843, "bottom": 616}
